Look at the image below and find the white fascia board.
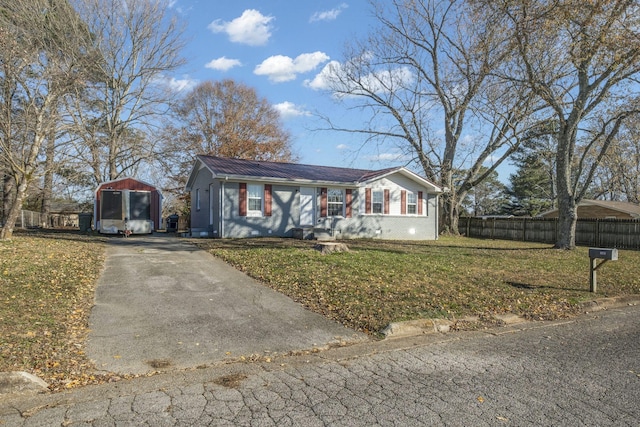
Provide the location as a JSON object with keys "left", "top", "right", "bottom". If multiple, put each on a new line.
{"left": 185, "top": 159, "right": 216, "bottom": 191}
{"left": 360, "top": 168, "right": 443, "bottom": 193}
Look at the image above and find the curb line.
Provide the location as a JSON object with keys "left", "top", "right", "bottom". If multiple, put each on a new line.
{"left": 381, "top": 294, "right": 640, "bottom": 339}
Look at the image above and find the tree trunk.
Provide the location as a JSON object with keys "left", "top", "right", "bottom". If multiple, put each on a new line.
{"left": 554, "top": 131, "right": 577, "bottom": 249}
{"left": 0, "top": 180, "right": 27, "bottom": 240}
{"left": 1, "top": 173, "right": 14, "bottom": 225}
{"left": 440, "top": 191, "right": 460, "bottom": 235}
{"left": 41, "top": 129, "right": 56, "bottom": 228}
{"left": 555, "top": 194, "right": 577, "bottom": 249}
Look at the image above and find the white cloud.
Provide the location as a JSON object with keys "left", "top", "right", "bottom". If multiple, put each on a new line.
{"left": 208, "top": 9, "right": 274, "bottom": 46}
{"left": 205, "top": 56, "right": 242, "bottom": 71}
{"left": 336, "top": 144, "right": 349, "bottom": 150}
{"left": 303, "top": 61, "right": 340, "bottom": 90}
{"left": 254, "top": 51, "right": 329, "bottom": 83}
{"left": 305, "top": 59, "right": 415, "bottom": 97}
{"left": 309, "top": 3, "right": 348, "bottom": 23}
{"left": 273, "top": 101, "right": 311, "bottom": 119}
{"left": 367, "top": 153, "right": 411, "bottom": 162}
{"left": 153, "top": 74, "right": 198, "bottom": 92}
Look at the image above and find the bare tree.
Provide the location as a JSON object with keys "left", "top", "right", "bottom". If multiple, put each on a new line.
{"left": 0, "top": 0, "right": 87, "bottom": 239}
{"left": 591, "top": 115, "right": 640, "bottom": 203}
{"left": 492, "top": 0, "right": 640, "bottom": 249}
{"left": 67, "top": 0, "right": 186, "bottom": 186}
{"left": 160, "top": 79, "right": 296, "bottom": 204}
{"left": 319, "top": 0, "right": 539, "bottom": 234}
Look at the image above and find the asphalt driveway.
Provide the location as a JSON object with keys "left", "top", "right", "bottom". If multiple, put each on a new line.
{"left": 86, "top": 236, "right": 367, "bottom": 375}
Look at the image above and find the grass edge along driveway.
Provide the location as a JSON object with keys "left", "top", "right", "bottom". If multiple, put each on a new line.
{"left": 193, "top": 236, "right": 640, "bottom": 335}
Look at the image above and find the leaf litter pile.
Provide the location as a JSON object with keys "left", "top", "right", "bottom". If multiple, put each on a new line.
{"left": 0, "top": 231, "right": 125, "bottom": 391}
{"left": 194, "top": 237, "right": 640, "bottom": 335}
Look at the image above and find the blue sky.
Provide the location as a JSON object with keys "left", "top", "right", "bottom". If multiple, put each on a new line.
{"left": 162, "top": 1, "right": 515, "bottom": 183}
{"left": 163, "top": 0, "right": 397, "bottom": 170}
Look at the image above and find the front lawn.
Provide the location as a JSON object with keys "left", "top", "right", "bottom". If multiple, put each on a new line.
{"left": 0, "top": 231, "right": 116, "bottom": 390}
{"left": 194, "top": 237, "right": 640, "bottom": 334}
{"left": 2, "top": 231, "right": 639, "bottom": 391}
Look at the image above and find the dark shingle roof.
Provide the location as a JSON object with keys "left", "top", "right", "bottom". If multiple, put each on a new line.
{"left": 198, "top": 155, "right": 400, "bottom": 184}
{"left": 584, "top": 199, "right": 640, "bottom": 216}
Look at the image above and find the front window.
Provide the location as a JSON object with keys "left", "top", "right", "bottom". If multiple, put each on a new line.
{"left": 327, "top": 188, "right": 344, "bottom": 216}
{"left": 196, "top": 189, "right": 201, "bottom": 211}
{"left": 372, "top": 190, "right": 383, "bottom": 214}
{"left": 407, "top": 192, "right": 417, "bottom": 214}
{"left": 248, "top": 184, "right": 263, "bottom": 215}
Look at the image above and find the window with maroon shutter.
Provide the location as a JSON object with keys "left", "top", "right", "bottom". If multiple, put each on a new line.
{"left": 401, "top": 190, "right": 407, "bottom": 215}
{"left": 264, "top": 184, "right": 272, "bottom": 217}
{"left": 320, "top": 187, "right": 327, "bottom": 217}
{"left": 407, "top": 192, "right": 417, "bottom": 214}
{"left": 372, "top": 190, "right": 383, "bottom": 214}
{"left": 365, "top": 188, "right": 372, "bottom": 214}
{"left": 384, "top": 189, "right": 390, "bottom": 214}
{"left": 239, "top": 183, "right": 247, "bottom": 216}
{"left": 327, "top": 189, "right": 344, "bottom": 216}
{"left": 345, "top": 189, "right": 352, "bottom": 218}
{"left": 418, "top": 191, "right": 424, "bottom": 215}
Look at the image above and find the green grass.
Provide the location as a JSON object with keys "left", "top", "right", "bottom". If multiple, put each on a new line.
{"left": 193, "top": 236, "right": 640, "bottom": 334}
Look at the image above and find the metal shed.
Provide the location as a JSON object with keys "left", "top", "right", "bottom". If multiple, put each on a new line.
{"left": 94, "top": 177, "right": 162, "bottom": 235}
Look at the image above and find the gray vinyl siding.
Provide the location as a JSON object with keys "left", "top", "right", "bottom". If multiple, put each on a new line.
{"left": 189, "top": 166, "right": 214, "bottom": 233}
{"left": 188, "top": 164, "right": 439, "bottom": 240}
{"left": 317, "top": 192, "right": 438, "bottom": 240}
{"left": 221, "top": 182, "right": 298, "bottom": 238}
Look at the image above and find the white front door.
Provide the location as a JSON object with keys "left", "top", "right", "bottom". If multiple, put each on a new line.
{"left": 299, "top": 187, "right": 315, "bottom": 226}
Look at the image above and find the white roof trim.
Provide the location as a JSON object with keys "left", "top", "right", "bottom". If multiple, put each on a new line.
{"left": 360, "top": 167, "right": 443, "bottom": 193}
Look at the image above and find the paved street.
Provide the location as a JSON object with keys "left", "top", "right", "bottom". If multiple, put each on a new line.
{"left": 1, "top": 304, "right": 639, "bottom": 426}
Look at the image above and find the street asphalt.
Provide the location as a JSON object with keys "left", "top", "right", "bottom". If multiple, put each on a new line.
{"left": 85, "top": 235, "right": 367, "bottom": 375}
{"left": 1, "top": 301, "right": 639, "bottom": 425}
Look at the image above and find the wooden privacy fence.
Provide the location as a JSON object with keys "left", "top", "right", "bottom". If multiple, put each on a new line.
{"left": 463, "top": 217, "right": 640, "bottom": 250}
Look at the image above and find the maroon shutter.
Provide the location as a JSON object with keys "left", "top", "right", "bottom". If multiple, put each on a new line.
{"left": 320, "top": 188, "right": 327, "bottom": 217}
{"left": 401, "top": 190, "right": 407, "bottom": 215}
{"left": 345, "top": 189, "right": 352, "bottom": 218}
{"left": 418, "top": 191, "right": 423, "bottom": 215}
{"left": 239, "top": 183, "right": 247, "bottom": 216}
{"left": 264, "top": 184, "right": 272, "bottom": 217}
{"left": 384, "top": 189, "right": 390, "bottom": 214}
{"left": 365, "top": 188, "right": 372, "bottom": 214}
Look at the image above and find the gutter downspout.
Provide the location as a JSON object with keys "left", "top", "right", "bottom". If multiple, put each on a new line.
{"left": 220, "top": 180, "right": 225, "bottom": 238}
{"left": 435, "top": 193, "right": 439, "bottom": 240}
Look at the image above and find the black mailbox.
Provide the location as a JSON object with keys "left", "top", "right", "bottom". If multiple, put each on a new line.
{"left": 588, "top": 247, "right": 618, "bottom": 293}
{"left": 589, "top": 248, "right": 618, "bottom": 261}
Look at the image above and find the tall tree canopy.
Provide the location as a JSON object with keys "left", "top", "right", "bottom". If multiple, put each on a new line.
{"left": 591, "top": 115, "right": 640, "bottom": 203}
{"left": 488, "top": 0, "right": 640, "bottom": 248}
{"left": 160, "top": 79, "right": 296, "bottom": 207}
{"left": 66, "top": 0, "right": 186, "bottom": 186}
{"left": 0, "top": 0, "right": 89, "bottom": 239}
{"left": 320, "top": 0, "right": 539, "bottom": 234}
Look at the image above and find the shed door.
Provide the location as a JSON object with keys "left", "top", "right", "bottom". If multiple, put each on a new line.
{"left": 299, "top": 187, "right": 315, "bottom": 226}
{"left": 129, "top": 191, "right": 151, "bottom": 220}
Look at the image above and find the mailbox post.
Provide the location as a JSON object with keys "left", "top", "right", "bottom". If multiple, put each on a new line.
{"left": 588, "top": 248, "right": 618, "bottom": 293}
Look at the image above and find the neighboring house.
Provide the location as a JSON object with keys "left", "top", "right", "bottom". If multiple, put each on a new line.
{"left": 49, "top": 201, "right": 83, "bottom": 228}
{"left": 539, "top": 199, "right": 640, "bottom": 219}
{"left": 185, "top": 155, "right": 443, "bottom": 240}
